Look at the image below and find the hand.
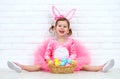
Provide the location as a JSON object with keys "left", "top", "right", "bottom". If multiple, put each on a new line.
{"left": 46, "top": 59, "right": 53, "bottom": 65}
{"left": 46, "top": 59, "right": 51, "bottom": 62}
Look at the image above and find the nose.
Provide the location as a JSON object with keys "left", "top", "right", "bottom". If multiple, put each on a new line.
{"left": 60, "top": 26, "right": 64, "bottom": 29}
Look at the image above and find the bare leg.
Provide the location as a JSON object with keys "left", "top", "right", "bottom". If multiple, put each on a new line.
{"left": 81, "top": 59, "right": 115, "bottom": 72}
{"left": 81, "top": 65, "right": 103, "bottom": 72}
{"left": 15, "top": 63, "right": 41, "bottom": 72}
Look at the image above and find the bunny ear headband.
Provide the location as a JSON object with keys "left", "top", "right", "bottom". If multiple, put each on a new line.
{"left": 52, "top": 6, "right": 76, "bottom": 21}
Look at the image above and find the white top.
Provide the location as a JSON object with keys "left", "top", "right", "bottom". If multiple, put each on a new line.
{"left": 54, "top": 47, "right": 69, "bottom": 59}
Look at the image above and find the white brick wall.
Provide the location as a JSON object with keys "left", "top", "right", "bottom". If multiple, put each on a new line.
{"left": 0, "top": 0, "right": 120, "bottom": 69}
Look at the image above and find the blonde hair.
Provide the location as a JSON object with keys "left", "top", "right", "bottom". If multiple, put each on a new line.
{"left": 49, "top": 17, "right": 72, "bottom": 36}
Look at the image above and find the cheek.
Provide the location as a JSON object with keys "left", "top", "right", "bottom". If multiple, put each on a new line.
{"left": 66, "top": 29, "right": 69, "bottom": 33}
{"left": 54, "top": 27, "right": 57, "bottom": 32}
{"left": 67, "top": 30, "right": 69, "bottom": 33}
{"left": 55, "top": 28, "right": 60, "bottom": 33}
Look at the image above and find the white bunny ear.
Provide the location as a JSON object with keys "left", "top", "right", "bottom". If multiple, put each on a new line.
{"left": 66, "top": 9, "right": 76, "bottom": 20}
{"left": 52, "top": 6, "right": 61, "bottom": 19}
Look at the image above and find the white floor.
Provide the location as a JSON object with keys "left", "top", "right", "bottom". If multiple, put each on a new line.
{"left": 0, "top": 68, "right": 120, "bottom": 79}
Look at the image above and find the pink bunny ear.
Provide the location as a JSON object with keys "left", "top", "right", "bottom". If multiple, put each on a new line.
{"left": 65, "top": 9, "right": 76, "bottom": 20}
{"left": 52, "top": 6, "right": 64, "bottom": 20}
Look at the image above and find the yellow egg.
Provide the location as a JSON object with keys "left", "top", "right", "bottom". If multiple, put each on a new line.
{"left": 48, "top": 60, "right": 53, "bottom": 65}
{"left": 54, "top": 58, "right": 59, "bottom": 62}
{"left": 71, "top": 60, "right": 77, "bottom": 65}
{"left": 55, "top": 61, "right": 60, "bottom": 66}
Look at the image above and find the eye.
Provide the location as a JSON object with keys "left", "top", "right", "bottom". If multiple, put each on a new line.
{"left": 58, "top": 25, "right": 61, "bottom": 27}
{"left": 64, "top": 26, "right": 67, "bottom": 28}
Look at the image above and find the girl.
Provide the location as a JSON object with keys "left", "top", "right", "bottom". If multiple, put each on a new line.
{"left": 7, "top": 17, "right": 114, "bottom": 73}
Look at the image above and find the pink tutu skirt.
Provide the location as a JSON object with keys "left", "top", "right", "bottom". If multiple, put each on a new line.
{"left": 34, "top": 38, "right": 91, "bottom": 71}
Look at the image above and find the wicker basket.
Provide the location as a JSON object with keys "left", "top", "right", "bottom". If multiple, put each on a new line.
{"left": 48, "top": 63, "right": 76, "bottom": 74}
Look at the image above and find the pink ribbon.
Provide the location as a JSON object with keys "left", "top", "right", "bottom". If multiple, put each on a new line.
{"left": 54, "top": 15, "right": 64, "bottom": 20}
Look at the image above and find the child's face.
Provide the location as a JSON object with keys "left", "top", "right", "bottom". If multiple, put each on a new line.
{"left": 55, "top": 20, "right": 69, "bottom": 37}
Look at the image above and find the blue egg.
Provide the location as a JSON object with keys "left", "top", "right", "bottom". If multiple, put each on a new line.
{"left": 61, "top": 58, "right": 67, "bottom": 63}
{"left": 60, "top": 62, "right": 66, "bottom": 66}
{"left": 67, "top": 59, "right": 72, "bottom": 64}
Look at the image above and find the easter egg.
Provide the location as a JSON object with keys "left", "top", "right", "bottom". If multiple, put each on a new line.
{"left": 67, "top": 59, "right": 72, "bottom": 64}
{"left": 55, "top": 61, "right": 60, "bottom": 66}
{"left": 61, "top": 58, "right": 67, "bottom": 63}
{"left": 66, "top": 63, "right": 70, "bottom": 66}
{"left": 60, "top": 62, "right": 66, "bottom": 66}
{"left": 48, "top": 60, "right": 53, "bottom": 65}
{"left": 54, "top": 58, "right": 59, "bottom": 62}
{"left": 71, "top": 60, "right": 77, "bottom": 65}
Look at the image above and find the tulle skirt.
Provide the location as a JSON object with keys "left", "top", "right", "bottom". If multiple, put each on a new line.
{"left": 34, "top": 38, "right": 91, "bottom": 71}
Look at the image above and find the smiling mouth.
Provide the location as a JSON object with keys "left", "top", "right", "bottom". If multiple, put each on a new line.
{"left": 59, "top": 30, "right": 65, "bottom": 34}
